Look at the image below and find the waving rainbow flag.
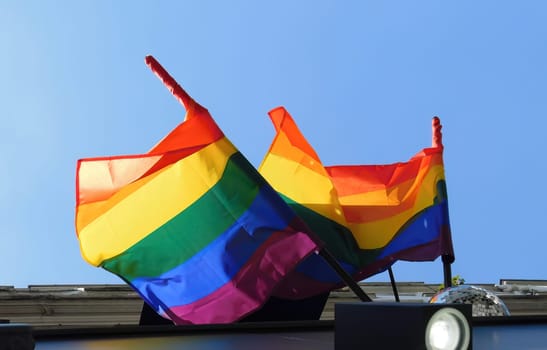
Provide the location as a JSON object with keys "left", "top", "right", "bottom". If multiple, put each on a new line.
{"left": 326, "top": 117, "right": 454, "bottom": 267}
{"left": 75, "top": 57, "right": 318, "bottom": 324}
{"left": 260, "top": 107, "right": 454, "bottom": 298}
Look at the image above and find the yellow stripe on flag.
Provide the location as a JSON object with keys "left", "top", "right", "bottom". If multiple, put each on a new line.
{"left": 345, "top": 164, "right": 445, "bottom": 249}
{"left": 77, "top": 138, "right": 236, "bottom": 266}
{"left": 260, "top": 152, "right": 346, "bottom": 225}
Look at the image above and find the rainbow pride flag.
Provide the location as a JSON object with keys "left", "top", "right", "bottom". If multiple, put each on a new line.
{"left": 260, "top": 107, "right": 454, "bottom": 298}
{"left": 75, "top": 57, "right": 318, "bottom": 324}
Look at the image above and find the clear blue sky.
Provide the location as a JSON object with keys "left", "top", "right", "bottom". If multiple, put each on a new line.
{"left": 2, "top": 1, "right": 546, "bottom": 288}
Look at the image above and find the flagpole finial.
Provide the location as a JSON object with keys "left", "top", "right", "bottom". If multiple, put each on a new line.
{"left": 432, "top": 116, "right": 443, "bottom": 148}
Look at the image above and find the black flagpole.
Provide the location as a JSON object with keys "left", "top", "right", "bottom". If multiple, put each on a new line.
{"left": 387, "top": 267, "right": 400, "bottom": 302}
{"left": 317, "top": 248, "right": 372, "bottom": 302}
{"left": 442, "top": 255, "right": 453, "bottom": 288}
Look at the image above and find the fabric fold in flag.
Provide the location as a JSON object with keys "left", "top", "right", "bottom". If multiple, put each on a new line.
{"left": 326, "top": 116, "right": 454, "bottom": 268}
{"left": 259, "top": 107, "right": 372, "bottom": 298}
{"left": 259, "top": 107, "right": 454, "bottom": 299}
{"left": 75, "top": 56, "right": 318, "bottom": 325}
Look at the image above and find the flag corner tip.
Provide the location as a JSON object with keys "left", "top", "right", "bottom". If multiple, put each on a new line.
{"left": 144, "top": 55, "right": 155, "bottom": 65}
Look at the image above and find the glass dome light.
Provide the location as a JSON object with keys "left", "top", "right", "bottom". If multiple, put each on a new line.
{"left": 425, "top": 307, "right": 471, "bottom": 350}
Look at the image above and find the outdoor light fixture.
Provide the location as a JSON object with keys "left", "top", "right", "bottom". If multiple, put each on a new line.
{"left": 335, "top": 302, "right": 472, "bottom": 350}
